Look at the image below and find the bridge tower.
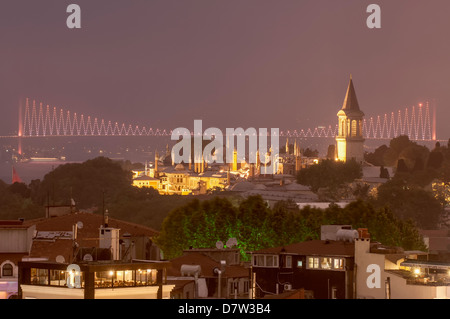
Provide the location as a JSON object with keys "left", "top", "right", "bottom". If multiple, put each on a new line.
{"left": 18, "top": 98, "right": 24, "bottom": 155}
{"left": 335, "top": 76, "right": 365, "bottom": 164}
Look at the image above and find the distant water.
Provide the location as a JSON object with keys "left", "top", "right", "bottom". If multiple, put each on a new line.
{"left": 0, "top": 137, "right": 435, "bottom": 185}
{"left": 0, "top": 160, "right": 74, "bottom": 185}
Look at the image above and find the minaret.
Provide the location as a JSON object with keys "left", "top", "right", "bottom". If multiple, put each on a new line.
{"left": 232, "top": 148, "right": 238, "bottom": 171}
{"left": 285, "top": 138, "right": 289, "bottom": 154}
{"left": 154, "top": 150, "right": 159, "bottom": 178}
{"left": 201, "top": 155, "right": 205, "bottom": 173}
{"left": 254, "top": 150, "right": 260, "bottom": 176}
{"left": 194, "top": 155, "right": 199, "bottom": 173}
{"left": 335, "top": 75, "right": 365, "bottom": 164}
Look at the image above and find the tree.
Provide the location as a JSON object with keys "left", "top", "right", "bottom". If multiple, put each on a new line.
{"left": 0, "top": 182, "right": 44, "bottom": 220}
{"left": 296, "top": 159, "right": 362, "bottom": 193}
{"left": 380, "top": 166, "right": 390, "bottom": 179}
{"left": 302, "top": 148, "right": 319, "bottom": 157}
{"left": 373, "top": 179, "right": 442, "bottom": 229}
{"left": 33, "top": 157, "right": 132, "bottom": 209}
{"left": 156, "top": 195, "right": 311, "bottom": 260}
{"left": 8, "top": 182, "right": 31, "bottom": 198}
{"left": 396, "top": 159, "right": 409, "bottom": 173}
{"left": 365, "top": 144, "right": 389, "bottom": 166}
{"left": 427, "top": 150, "right": 444, "bottom": 170}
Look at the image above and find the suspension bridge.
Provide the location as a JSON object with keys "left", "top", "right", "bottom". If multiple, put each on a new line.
{"left": 16, "top": 98, "right": 437, "bottom": 141}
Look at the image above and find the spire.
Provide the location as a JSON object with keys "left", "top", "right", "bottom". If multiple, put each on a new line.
{"left": 341, "top": 75, "right": 361, "bottom": 112}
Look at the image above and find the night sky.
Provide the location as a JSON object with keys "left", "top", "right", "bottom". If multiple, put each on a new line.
{"left": 1, "top": 1, "right": 450, "bottom": 139}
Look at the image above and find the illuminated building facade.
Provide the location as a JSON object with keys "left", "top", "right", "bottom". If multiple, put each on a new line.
{"left": 18, "top": 260, "right": 174, "bottom": 299}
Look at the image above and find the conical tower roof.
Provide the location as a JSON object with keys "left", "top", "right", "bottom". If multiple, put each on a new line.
{"left": 339, "top": 75, "right": 364, "bottom": 117}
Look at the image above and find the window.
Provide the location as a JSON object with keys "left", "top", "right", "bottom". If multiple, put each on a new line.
{"left": 308, "top": 257, "right": 319, "bottom": 269}
{"left": 2, "top": 263, "right": 13, "bottom": 277}
{"left": 307, "top": 257, "right": 345, "bottom": 271}
{"left": 333, "top": 258, "right": 344, "bottom": 270}
{"left": 331, "top": 287, "right": 337, "bottom": 299}
{"left": 95, "top": 269, "right": 146, "bottom": 288}
{"left": 297, "top": 260, "right": 303, "bottom": 268}
{"left": 285, "top": 256, "right": 292, "bottom": 268}
{"left": 31, "top": 268, "right": 49, "bottom": 285}
{"left": 253, "top": 255, "right": 279, "bottom": 268}
{"left": 321, "top": 257, "right": 332, "bottom": 269}
{"left": 266, "top": 255, "right": 275, "bottom": 267}
{"left": 229, "top": 281, "right": 238, "bottom": 295}
{"left": 50, "top": 270, "right": 67, "bottom": 286}
{"left": 243, "top": 280, "right": 249, "bottom": 294}
{"left": 351, "top": 120, "right": 357, "bottom": 137}
{"left": 254, "top": 255, "right": 265, "bottom": 267}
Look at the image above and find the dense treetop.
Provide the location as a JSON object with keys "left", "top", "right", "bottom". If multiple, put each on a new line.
{"left": 155, "top": 195, "right": 426, "bottom": 260}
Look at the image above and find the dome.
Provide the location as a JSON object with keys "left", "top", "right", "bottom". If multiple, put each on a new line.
{"left": 175, "top": 163, "right": 185, "bottom": 171}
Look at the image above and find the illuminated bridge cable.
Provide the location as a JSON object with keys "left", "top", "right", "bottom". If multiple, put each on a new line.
{"left": 21, "top": 98, "right": 435, "bottom": 141}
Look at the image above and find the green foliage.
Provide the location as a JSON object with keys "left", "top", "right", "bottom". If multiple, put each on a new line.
{"left": 156, "top": 195, "right": 427, "bottom": 260}
{"left": 296, "top": 159, "right": 362, "bottom": 193}
{"left": 365, "top": 144, "right": 389, "bottom": 166}
{"left": 33, "top": 157, "right": 132, "bottom": 209}
{"left": 373, "top": 179, "right": 442, "bottom": 229}
{"left": 0, "top": 182, "right": 44, "bottom": 220}
{"left": 0, "top": 157, "right": 242, "bottom": 232}
{"left": 302, "top": 148, "right": 319, "bottom": 157}
{"left": 365, "top": 136, "right": 430, "bottom": 168}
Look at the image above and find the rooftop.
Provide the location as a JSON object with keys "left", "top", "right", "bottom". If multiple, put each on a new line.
{"left": 252, "top": 239, "right": 355, "bottom": 257}
{"left": 167, "top": 252, "right": 248, "bottom": 278}
{"left": 19, "top": 212, "right": 159, "bottom": 263}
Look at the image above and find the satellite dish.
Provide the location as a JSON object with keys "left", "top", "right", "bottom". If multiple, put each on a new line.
{"left": 216, "top": 241, "right": 224, "bottom": 249}
{"left": 83, "top": 254, "right": 93, "bottom": 261}
{"left": 226, "top": 238, "right": 238, "bottom": 248}
{"left": 56, "top": 255, "right": 65, "bottom": 263}
{"left": 76, "top": 221, "right": 84, "bottom": 229}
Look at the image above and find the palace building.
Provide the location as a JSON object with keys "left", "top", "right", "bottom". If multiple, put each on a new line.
{"left": 132, "top": 147, "right": 229, "bottom": 195}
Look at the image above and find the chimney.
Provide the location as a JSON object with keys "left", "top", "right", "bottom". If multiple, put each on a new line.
{"left": 99, "top": 224, "right": 121, "bottom": 260}
{"left": 357, "top": 228, "right": 370, "bottom": 239}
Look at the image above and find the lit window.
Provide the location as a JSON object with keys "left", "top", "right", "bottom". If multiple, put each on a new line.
{"left": 321, "top": 257, "right": 332, "bottom": 269}
{"left": 308, "top": 257, "right": 319, "bottom": 269}
{"left": 297, "top": 260, "right": 303, "bottom": 268}
{"left": 333, "top": 258, "right": 344, "bottom": 270}
{"left": 351, "top": 120, "right": 357, "bottom": 137}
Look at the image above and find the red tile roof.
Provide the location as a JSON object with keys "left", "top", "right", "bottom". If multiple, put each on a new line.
{"left": 0, "top": 220, "right": 29, "bottom": 229}
{"left": 23, "top": 212, "right": 159, "bottom": 262}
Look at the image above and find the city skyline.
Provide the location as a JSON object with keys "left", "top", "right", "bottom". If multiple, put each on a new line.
{"left": 1, "top": 1, "right": 450, "bottom": 139}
